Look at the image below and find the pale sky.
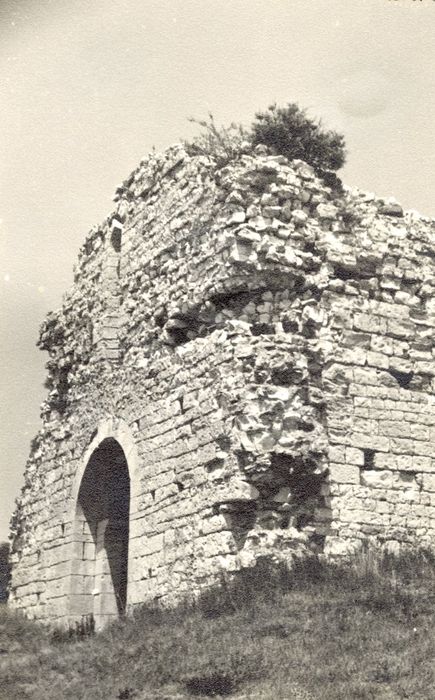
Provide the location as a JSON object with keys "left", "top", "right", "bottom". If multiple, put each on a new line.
{"left": 1, "top": 0, "right": 435, "bottom": 541}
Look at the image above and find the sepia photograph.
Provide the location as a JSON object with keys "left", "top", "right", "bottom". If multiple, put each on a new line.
{"left": 1, "top": 1, "right": 435, "bottom": 698}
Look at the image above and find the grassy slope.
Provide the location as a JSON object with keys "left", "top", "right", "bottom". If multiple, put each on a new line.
{"left": 1, "top": 553, "right": 434, "bottom": 700}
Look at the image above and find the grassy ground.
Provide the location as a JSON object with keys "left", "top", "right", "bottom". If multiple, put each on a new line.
{"left": 1, "top": 551, "right": 434, "bottom": 700}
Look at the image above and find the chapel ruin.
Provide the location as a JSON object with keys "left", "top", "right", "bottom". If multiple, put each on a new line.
{"left": 9, "top": 144, "right": 435, "bottom": 628}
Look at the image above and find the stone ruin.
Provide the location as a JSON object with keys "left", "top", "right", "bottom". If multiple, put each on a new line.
{"left": 9, "top": 144, "right": 435, "bottom": 629}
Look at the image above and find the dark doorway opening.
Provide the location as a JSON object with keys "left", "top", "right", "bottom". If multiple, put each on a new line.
{"left": 72, "top": 438, "right": 130, "bottom": 626}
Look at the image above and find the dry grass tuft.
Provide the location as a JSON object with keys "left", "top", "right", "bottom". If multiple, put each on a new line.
{"left": 1, "top": 549, "right": 434, "bottom": 699}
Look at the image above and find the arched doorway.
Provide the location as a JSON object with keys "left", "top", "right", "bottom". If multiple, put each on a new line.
{"left": 70, "top": 437, "right": 130, "bottom": 628}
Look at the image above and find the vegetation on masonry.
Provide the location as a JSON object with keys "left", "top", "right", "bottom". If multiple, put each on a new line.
{"left": 0, "top": 542, "right": 10, "bottom": 604}
{"left": 184, "top": 103, "right": 346, "bottom": 172}
{"left": 1, "top": 550, "right": 435, "bottom": 700}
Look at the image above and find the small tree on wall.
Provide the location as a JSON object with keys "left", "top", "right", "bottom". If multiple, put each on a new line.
{"left": 250, "top": 103, "right": 346, "bottom": 172}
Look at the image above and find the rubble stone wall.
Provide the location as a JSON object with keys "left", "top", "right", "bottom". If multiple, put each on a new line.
{"left": 9, "top": 145, "right": 435, "bottom": 626}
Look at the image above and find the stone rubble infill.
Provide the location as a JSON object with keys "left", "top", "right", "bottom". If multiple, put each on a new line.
{"left": 9, "top": 143, "right": 435, "bottom": 627}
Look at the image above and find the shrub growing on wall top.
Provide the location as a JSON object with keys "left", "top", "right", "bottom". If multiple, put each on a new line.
{"left": 250, "top": 103, "right": 346, "bottom": 172}
{"left": 183, "top": 113, "right": 249, "bottom": 168}
{"left": 185, "top": 104, "right": 346, "bottom": 173}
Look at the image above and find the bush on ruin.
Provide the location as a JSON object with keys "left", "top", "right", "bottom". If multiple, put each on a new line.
{"left": 183, "top": 113, "right": 249, "bottom": 167}
{"left": 184, "top": 103, "right": 346, "bottom": 173}
{"left": 250, "top": 103, "right": 346, "bottom": 171}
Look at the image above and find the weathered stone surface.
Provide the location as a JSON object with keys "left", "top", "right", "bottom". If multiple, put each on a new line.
{"left": 378, "top": 202, "right": 404, "bottom": 217}
{"left": 9, "top": 144, "right": 435, "bottom": 629}
{"left": 316, "top": 203, "right": 338, "bottom": 220}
